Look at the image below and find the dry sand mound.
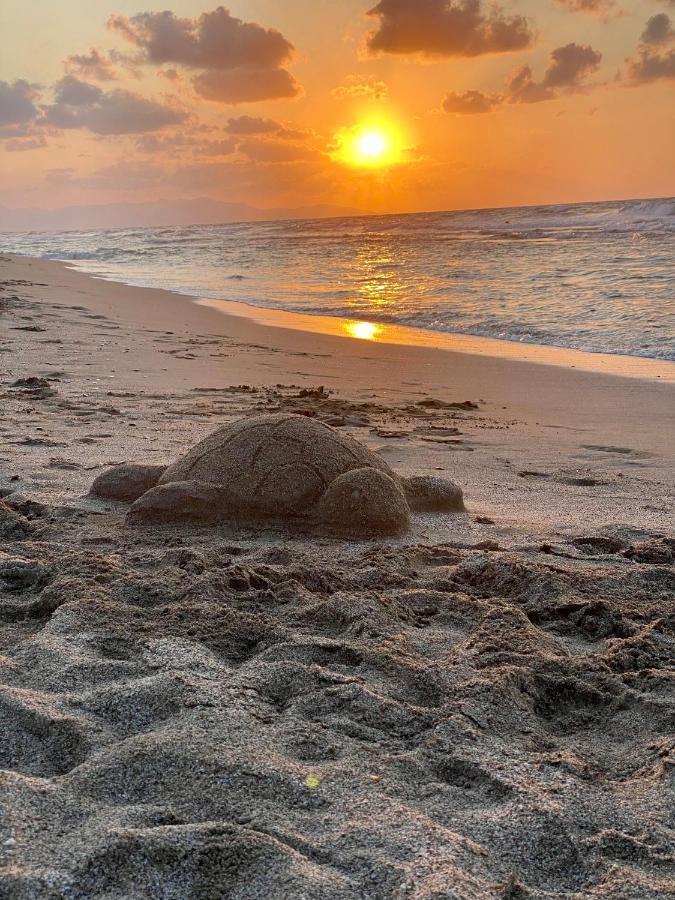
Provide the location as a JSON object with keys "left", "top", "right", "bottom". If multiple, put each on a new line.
{"left": 0, "top": 502, "right": 673, "bottom": 898}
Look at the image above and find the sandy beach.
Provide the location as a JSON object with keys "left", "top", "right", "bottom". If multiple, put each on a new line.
{"left": 1, "top": 254, "right": 674, "bottom": 898}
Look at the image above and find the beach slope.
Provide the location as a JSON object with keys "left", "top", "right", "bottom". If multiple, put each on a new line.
{"left": 1, "top": 255, "right": 673, "bottom": 898}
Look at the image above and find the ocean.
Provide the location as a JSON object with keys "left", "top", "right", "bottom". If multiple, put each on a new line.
{"left": 3, "top": 196, "right": 674, "bottom": 361}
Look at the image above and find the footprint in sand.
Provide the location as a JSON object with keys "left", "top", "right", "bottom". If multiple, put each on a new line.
{"left": 578, "top": 444, "right": 657, "bottom": 464}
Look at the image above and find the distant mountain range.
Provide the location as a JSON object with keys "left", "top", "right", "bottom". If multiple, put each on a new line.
{"left": 0, "top": 197, "right": 372, "bottom": 233}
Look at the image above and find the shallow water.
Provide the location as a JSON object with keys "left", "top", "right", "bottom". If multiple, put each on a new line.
{"left": 3, "top": 196, "right": 674, "bottom": 360}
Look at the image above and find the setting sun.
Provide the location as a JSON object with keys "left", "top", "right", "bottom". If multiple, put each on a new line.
{"left": 334, "top": 120, "right": 405, "bottom": 169}
{"left": 355, "top": 130, "right": 389, "bottom": 163}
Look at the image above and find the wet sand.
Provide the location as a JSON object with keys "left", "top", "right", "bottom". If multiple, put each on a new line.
{"left": 1, "top": 254, "right": 674, "bottom": 898}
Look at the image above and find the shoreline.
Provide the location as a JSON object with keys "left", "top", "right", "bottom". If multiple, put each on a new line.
{"left": 48, "top": 255, "right": 675, "bottom": 382}
{"left": 197, "top": 297, "right": 675, "bottom": 382}
{"left": 1, "top": 252, "right": 673, "bottom": 534}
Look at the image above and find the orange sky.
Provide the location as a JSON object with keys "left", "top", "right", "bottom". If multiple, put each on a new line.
{"left": 1, "top": 0, "right": 673, "bottom": 215}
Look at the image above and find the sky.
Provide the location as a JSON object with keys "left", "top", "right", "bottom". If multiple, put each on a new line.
{"left": 0, "top": 0, "right": 674, "bottom": 216}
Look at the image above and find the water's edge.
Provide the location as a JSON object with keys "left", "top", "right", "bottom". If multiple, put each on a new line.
{"left": 3, "top": 195, "right": 674, "bottom": 361}
{"left": 64, "top": 257, "right": 675, "bottom": 382}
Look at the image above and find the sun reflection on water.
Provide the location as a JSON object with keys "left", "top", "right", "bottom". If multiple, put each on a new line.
{"left": 345, "top": 321, "right": 381, "bottom": 340}
{"left": 345, "top": 240, "right": 413, "bottom": 314}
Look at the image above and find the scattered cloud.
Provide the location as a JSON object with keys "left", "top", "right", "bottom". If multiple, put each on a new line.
{"left": 332, "top": 75, "right": 388, "bottom": 100}
{"left": 42, "top": 75, "right": 187, "bottom": 134}
{"left": 626, "top": 48, "right": 675, "bottom": 82}
{"left": 192, "top": 67, "right": 300, "bottom": 103}
{"left": 136, "top": 132, "right": 237, "bottom": 157}
{"left": 158, "top": 68, "right": 183, "bottom": 82}
{"left": 0, "top": 80, "right": 41, "bottom": 127}
{"left": 443, "top": 42, "right": 603, "bottom": 114}
{"left": 541, "top": 43, "right": 603, "bottom": 89}
{"left": 108, "top": 6, "right": 301, "bottom": 103}
{"left": 365, "top": 0, "right": 534, "bottom": 59}
{"left": 237, "top": 139, "right": 319, "bottom": 163}
{"left": 641, "top": 14, "right": 675, "bottom": 46}
{"left": 64, "top": 48, "right": 118, "bottom": 81}
{"left": 507, "top": 43, "right": 602, "bottom": 103}
{"left": 625, "top": 14, "right": 675, "bottom": 83}
{"left": 276, "top": 126, "right": 315, "bottom": 141}
{"left": 552, "top": 0, "right": 616, "bottom": 18}
{"left": 225, "top": 115, "right": 283, "bottom": 135}
{"left": 442, "top": 89, "right": 500, "bottom": 113}
{"left": 132, "top": 113, "right": 314, "bottom": 163}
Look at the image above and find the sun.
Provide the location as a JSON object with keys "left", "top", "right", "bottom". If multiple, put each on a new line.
{"left": 333, "top": 120, "right": 405, "bottom": 169}
{"left": 356, "top": 130, "right": 389, "bottom": 163}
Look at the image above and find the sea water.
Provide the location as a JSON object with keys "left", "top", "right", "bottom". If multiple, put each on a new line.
{"left": 3, "top": 196, "right": 674, "bottom": 360}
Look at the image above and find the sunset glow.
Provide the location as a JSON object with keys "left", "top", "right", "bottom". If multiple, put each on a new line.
{"left": 0, "top": 1, "right": 672, "bottom": 222}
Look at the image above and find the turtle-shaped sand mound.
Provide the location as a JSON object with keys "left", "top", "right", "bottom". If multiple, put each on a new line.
{"left": 90, "top": 414, "right": 465, "bottom": 537}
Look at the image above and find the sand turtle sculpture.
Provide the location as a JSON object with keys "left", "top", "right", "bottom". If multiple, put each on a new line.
{"left": 90, "top": 414, "right": 465, "bottom": 536}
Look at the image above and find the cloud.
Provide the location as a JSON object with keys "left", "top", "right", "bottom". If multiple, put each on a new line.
{"left": 332, "top": 75, "right": 388, "bottom": 100}
{"left": 641, "top": 14, "right": 675, "bottom": 45}
{"left": 505, "top": 65, "right": 554, "bottom": 103}
{"left": 51, "top": 76, "right": 102, "bottom": 106}
{"left": 193, "top": 67, "right": 300, "bottom": 103}
{"left": 158, "top": 68, "right": 182, "bottom": 82}
{"left": 225, "top": 115, "right": 282, "bottom": 135}
{"left": 64, "top": 48, "right": 118, "bottom": 81}
{"left": 108, "top": 7, "right": 293, "bottom": 69}
{"left": 237, "top": 139, "right": 319, "bottom": 163}
{"left": 365, "top": 0, "right": 533, "bottom": 59}
{"left": 276, "top": 126, "right": 315, "bottom": 141}
{"left": 507, "top": 43, "right": 602, "bottom": 102}
{"left": 108, "top": 6, "right": 301, "bottom": 103}
{"left": 0, "top": 80, "right": 41, "bottom": 127}
{"left": 542, "top": 43, "right": 603, "bottom": 88}
{"left": 625, "top": 14, "right": 675, "bottom": 83}
{"left": 442, "top": 90, "right": 500, "bottom": 113}
{"left": 136, "top": 132, "right": 237, "bottom": 157}
{"left": 42, "top": 75, "right": 187, "bottom": 134}
{"left": 626, "top": 48, "right": 675, "bottom": 82}
{"left": 444, "top": 41, "right": 603, "bottom": 113}
{"left": 552, "top": 0, "right": 616, "bottom": 17}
